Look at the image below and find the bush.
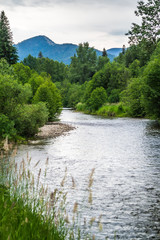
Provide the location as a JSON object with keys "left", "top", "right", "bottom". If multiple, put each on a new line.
{"left": 87, "top": 87, "right": 107, "bottom": 111}
{"left": 13, "top": 103, "right": 49, "bottom": 137}
{"left": 97, "top": 103, "right": 129, "bottom": 117}
{"left": 108, "top": 89, "right": 121, "bottom": 103}
{"left": 0, "top": 114, "right": 17, "bottom": 139}
{"left": 76, "top": 102, "right": 87, "bottom": 112}
{"left": 33, "top": 81, "right": 62, "bottom": 120}
{"left": 120, "top": 78, "right": 145, "bottom": 117}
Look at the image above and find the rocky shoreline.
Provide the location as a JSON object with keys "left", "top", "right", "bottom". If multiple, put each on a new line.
{"left": 36, "top": 122, "right": 75, "bottom": 139}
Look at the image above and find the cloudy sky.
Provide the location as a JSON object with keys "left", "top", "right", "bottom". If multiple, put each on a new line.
{"left": 0, "top": 0, "right": 140, "bottom": 50}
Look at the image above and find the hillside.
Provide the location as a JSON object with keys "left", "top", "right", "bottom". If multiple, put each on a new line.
{"left": 15, "top": 35, "right": 121, "bottom": 64}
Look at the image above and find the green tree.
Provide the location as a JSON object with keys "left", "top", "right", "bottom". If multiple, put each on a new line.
{"left": 0, "top": 11, "right": 18, "bottom": 64}
{"left": 66, "top": 83, "right": 83, "bottom": 108}
{"left": 13, "top": 103, "right": 48, "bottom": 137}
{"left": 120, "top": 78, "right": 145, "bottom": 117}
{"left": 23, "top": 54, "right": 38, "bottom": 70}
{"left": 33, "top": 81, "right": 62, "bottom": 119}
{"left": 126, "top": 0, "right": 160, "bottom": 65}
{"left": 126, "top": 0, "right": 160, "bottom": 46}
{"left": 102, "top": 48, "right": 107, "bottom": 57}
{"left": 69, "top": 42, "right": 97, "bottom": 84}
{"left": 29, "top": 72, "right": 46, "bottom": 95}
{"left": 97, "top": 55, "right": 110, "bottom": 71}
{"left": 142, "top": 56, "right": 160, "bottom": 119}
{"left": 0, "top": 74, "right": 32, "bottom": 117}
{"left": 38, "top": 51, "right": 43, "bottom": 58}
{"left": 0, "top": 114, "right": 17, "bottom": 139}
{"left": 87, "top": 87, "right": 107, "bottom": 111}
{"left": 13, "top": 63, "right": 32, "bottom": 84}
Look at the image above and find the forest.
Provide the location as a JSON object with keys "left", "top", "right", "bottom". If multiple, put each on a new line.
{"left": 0, "top": 0, "right": 160, "bottom": 141}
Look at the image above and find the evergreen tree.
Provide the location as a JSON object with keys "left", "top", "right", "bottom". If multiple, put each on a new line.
{"left": 102, "top": 48, "right": 107, "bottom": 57}
{"left": 0, "top": 11, "right": 18, "bottom": 64}
{"left": 38, "top": 51, "right": 43, "bottom": 58}
{"left": 69, "top": 42, "right": 97, "bottom": 84}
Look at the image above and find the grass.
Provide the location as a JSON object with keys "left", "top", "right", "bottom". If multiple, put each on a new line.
{"left": 96, "top": 103, "right": 129, "bottom": 118}
{"left": 0, "top": 146, "right": 68, "bottom": 240}
{"left": 76, "top": 102, "right": 130, "bottom": 118}
{"left": 0, "top": 142, "right": 105, "bottom": 240}
{"left": 0, "top": 185, "right": 64, "bottom": 240}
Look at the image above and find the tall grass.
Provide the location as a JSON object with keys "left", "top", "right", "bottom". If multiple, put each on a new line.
{"left": 96, "top": 103, "right": 129, "bottom": 118}
{"left": 0, "top": 141, "right": 106, "bottom": 240}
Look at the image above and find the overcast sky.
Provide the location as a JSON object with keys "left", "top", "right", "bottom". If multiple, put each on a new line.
{"left": 0, "top": 0, "right": 140, "bottom": 50}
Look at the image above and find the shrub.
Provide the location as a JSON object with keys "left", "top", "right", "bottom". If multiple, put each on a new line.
{"left": 33, "top": 81, "right": 62, "bottom": 120}
{"left": 13, "top": 103, "right": 49, "bottom": 137}
{"left": 0, "top": 114, "right": 17, "bottom": 139}
{"left": 108, "top": 89, "right": 121, "bottom": 103}
{"left": 87, "top": 87, "right": 107, "bottom": 111}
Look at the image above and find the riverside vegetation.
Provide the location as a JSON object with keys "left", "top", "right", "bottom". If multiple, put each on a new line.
{"left": 0, "top": 144, "right": 105, "bottom": 240}
{"left": 0, "top": 0, "right": 160, "bottom": 238}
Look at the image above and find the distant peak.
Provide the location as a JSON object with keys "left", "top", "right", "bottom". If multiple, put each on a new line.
{"left": 17, "top": 35, "right": 56, "bottom": 46}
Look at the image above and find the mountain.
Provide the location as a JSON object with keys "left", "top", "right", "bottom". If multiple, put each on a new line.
{"left": 15, "top": 35, "right": 120, "bottom": 64}
{"left": 107, "top": 48, "right": 123, "bottom": 57}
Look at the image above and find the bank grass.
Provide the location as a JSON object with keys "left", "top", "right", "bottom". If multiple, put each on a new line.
{"left": 0, "top": 143, "right": 106, "bottom": 240}
{"left": 76, "top": 102, "right": 130, "bottom": 118}
{"left": 96, "top": 103, "right": 129, "bottom": 117}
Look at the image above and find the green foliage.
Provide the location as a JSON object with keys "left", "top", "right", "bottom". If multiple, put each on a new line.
{"left": 0, "top": 114, "right": 17, "bottom": 139}
{"left": 13, "top": 103, "right": 49, "bottom": 137}
{"left": 142, "top": 56, "right": 160, "bottom": 119}
{"left": 13, "top": 63, "right": 32, "bottom": 84}
{"left": 83, "top": 62, "right": 129, "bottom": 105}
{"left": 0, "top": 58, "right": 14, "bottom": 75}
{"left": 129, "top": 59, "right": 141, "bottom": 77}
{"left": 0, "top": 11, "right": 18, "bottom": 64}
{"left": 120, "top": 78, "right": 145, "bottom": 117}
{"left": 23, "top": 54, "right": 38, "bottom": 70}
{"left": 108, "top": 89, "right": 121, "bottom": 103}
{"left": 76, "top": 102, "right": 87, "bottom": 112}
{"left": 0, "top": 73, "right": 32, "bottom": 117}
{"left": 126, "top": 0, "right": 160, "bottom": 46}
{"left": 66, "top": 83, "right": 83, "bottom": 108}
{"left": 125, "top": 0, "right": 160, "bottom": 67}
{"left": 0, "top": 185, "right": 65, "bottom": 240}
{"left": 69, "top": 42, "right": 97, "bottom": 84}
{"left": 87, "top": 87, "right": 107, "bottom": 111}
{"left": 97, "top": 103, "right": 129, "bottom": 117}
{"left": 33, "top": 81, "right": 62, "bottom": 119}
{"left": 97, "top": 56, "right": 109, "bottom": 70}
{"left": 23, "top": 55, "right": 68, "bottom": 83}
{"left": 28, "top": 72, "right": 46, "bottom": 95}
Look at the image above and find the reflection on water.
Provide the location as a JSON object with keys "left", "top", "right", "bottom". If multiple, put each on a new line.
{"left": 14, "top": 110, "right": 160, "bottom": 239}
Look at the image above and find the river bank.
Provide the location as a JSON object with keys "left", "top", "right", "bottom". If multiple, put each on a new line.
{"left": 36, "top": 122, "right": 75, "bottom": 139}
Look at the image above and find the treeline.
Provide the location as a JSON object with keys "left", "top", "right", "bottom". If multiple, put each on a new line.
{"left": 0, "top": 59, "right": 62, "bottom": 140}
{"left": 0, "top": 0, "right": 160, "bottom": 140}
{"left": 21, "top": 0, "right": 160, "bottom": 121}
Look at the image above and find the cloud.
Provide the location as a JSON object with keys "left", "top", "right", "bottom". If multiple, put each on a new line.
{"left": 0, "top": 0, "right": 139, "bottom": 50}
{"left": 1, "top": 0, "right": 137, "bottom": 8}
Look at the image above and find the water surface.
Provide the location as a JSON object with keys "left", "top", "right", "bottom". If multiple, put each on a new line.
{"left": 14, "top": 110, "right": 160, "bottom": 239}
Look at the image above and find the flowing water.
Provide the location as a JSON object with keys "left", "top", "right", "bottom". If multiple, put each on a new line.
{"left": 14, "top": 109, "right": 160, "bottom": 239}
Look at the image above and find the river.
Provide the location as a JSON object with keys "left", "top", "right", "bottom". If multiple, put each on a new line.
{"left": 14, "top": 109, "right": 160, "bottom": 239}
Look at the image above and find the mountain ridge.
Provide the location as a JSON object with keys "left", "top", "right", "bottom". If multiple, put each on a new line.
{"left": 15, "top": 35, "right": 122, "bottom": 64}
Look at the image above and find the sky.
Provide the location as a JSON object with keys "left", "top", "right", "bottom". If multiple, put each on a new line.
{"left": 0, "top": 0, "right": 140, "bottom": 50}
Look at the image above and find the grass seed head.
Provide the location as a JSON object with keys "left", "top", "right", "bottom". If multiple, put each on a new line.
{"left": 73, "top": 202, "right": 78, "bottom": 214}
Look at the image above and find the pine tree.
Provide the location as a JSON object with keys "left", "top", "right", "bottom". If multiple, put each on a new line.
{"left": 38, "top": 51, "right": 43, "bottom": 58}
{"left": 102, "top": 48, "right": 107, "bottom": 57}
{"left": 0, "top": 11, "right": 18, "bottom": 64}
